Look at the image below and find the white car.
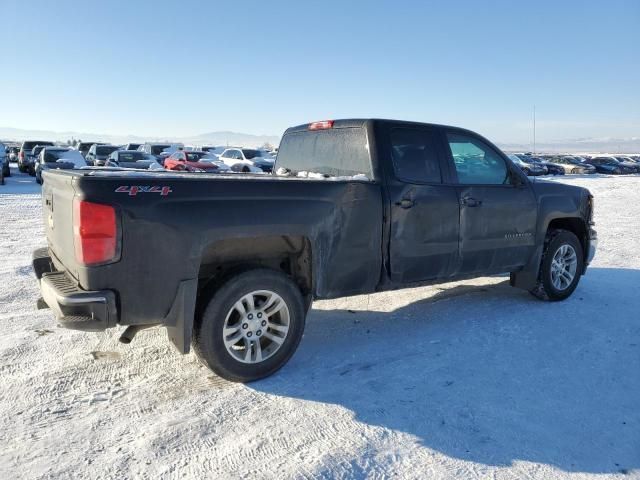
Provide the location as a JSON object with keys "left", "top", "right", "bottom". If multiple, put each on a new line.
{"left": 35, "top": 148, "right": 87, "bottom": 185}
{"left": 218, "top": 148, "right": 274, "bottom": 173}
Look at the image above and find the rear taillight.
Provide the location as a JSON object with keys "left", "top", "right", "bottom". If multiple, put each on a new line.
{"left": 308, "top": 120, "right": 334, "bottom": 130}
{"left": 73, "top": 199, "right": 118, "bottom": 265}
{"left": 19, "top": 151, "right": 24, "bottom": 160}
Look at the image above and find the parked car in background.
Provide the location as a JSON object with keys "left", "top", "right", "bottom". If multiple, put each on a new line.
{"left": 526, "top": 155, "right": 564, "bottom": 175}
{"left": 85, "top": 144, "right": 120, "bottom": 166}
{"left": 549, "top": 156, "right": 597, "bottom": 174}
{"left": 615, "top": 156, "right": 640, "bottom": 170}
{"left": 105, "top": 150, "right": 159, "bottom": 169}
{"left": 583, "top": 157, "right": 628, "bottom": 174}
{"left": 8, "top": 146, "right": 20, "bottom": 163}
{"left": 507, "top": 154, "right": 547, "bottom": 176}
{"left": 138, "top": 143, "right": 183, "bottom": 164}
{"left": 122, "top": 143, "right": 142, "bottom": 151}
{"left": 200, "top": 145, "right": 227, "bottom": 157}
{"left": 164, "top": 150, "right": 230, "bottom": 172}
{"left": 35, "top": 147, "right": 87, "bottom": 184}
{"left": 19, "top": 141, "right": 54, "bottom": 173}
{"left": 75, "top": 142, "right": 105, "bottom": 158}
{"left": 595, "top": 156, "right": 638, "bottom": 173}
{"left": 29, "top": 146, "right": 50, "bottom": 175}
{"left": 219, "top": 148, "right": 274, "bottom": 172}
{"left": 0, "top": 143, "right": 9, "bottom": 178}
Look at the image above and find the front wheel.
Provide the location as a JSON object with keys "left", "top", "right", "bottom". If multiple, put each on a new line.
{"left": 530, "top": 229, "right": 584, "bottom": 301}
{"left": 193, "top": 269, "right": 306, "bottom": 382}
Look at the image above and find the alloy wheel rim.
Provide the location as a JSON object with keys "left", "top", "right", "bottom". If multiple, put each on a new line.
{"left": 222, "top": 290, "right": 290, "bottom": 364}
{"left": 550, "top": 244, "right": 578, "bottom": 291}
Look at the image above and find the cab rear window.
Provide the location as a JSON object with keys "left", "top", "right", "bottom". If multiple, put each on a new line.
{"left": 276, "top": 127, "right": 372, "bottom": 178}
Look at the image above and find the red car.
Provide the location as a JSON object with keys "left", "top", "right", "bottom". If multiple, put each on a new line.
{"left": 164, "top": 151, "right": 226, "bottom": 172}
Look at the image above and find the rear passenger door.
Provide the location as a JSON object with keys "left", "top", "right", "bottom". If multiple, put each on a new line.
{"left": 385, "top": 126, "right": 460, "bottom": 283}
{"left": 443, "top": 130, "right": 537, "bottom": 274}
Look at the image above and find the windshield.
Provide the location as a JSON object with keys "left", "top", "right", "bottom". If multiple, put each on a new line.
{"left": 96, "top": 146, "right": 119, "bottom": 155}
{"left": 276, "top": 127, "right": 372, "bottom": 178}
{"left": 44, "top": 150, "right": 86, "bottom": 167}
{"left": 186, "top": 152, "right": 206, "bottom": 161}
{"left": 242, "top": 149, "right": 263, "bottom": 159}
{"left": 151, "top": 145, "right": 171, "bottom": 155}
{"left": 43, "top": 150, "right": 70, "bottom": 162}
{"left": 23, "top": 141, "right": 54, "bottom": 150}
{"left": 118, "top": 152, "right": 147, "bottom": 162}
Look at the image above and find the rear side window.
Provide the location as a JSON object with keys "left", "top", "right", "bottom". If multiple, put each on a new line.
{"left": 447, "top": 132, "right": 510, "bottom": 185}
{"left": 390, "top": 128, "right": 442, "bottom": 183}
{"left": 277, "top": 127, "right": 372, "bottom": 177}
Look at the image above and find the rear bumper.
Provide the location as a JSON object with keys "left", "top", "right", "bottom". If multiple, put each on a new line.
{"left": 33, "top": 248, "right": 118, "bottom": 331}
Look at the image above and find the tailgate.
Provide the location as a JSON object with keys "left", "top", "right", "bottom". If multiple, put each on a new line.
{"left": 42, "top": 171, "right": 78, "bottom": 278}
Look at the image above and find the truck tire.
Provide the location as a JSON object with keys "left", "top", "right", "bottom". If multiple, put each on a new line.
{"left": 530, "top": 229, "right": 584, "bottom": 301}
{"left": 193, "top": 269, "right": 306, "bottom": 382}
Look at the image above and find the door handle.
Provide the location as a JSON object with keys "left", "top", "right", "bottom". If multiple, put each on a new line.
{"left": 396, "top": 198, "right": 415, "bottom": 209}
{"left": 461, "top": 197, "right": 482, "bottom": 207}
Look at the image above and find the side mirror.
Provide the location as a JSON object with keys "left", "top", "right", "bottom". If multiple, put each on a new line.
{"left": 510, "top": 170, "right": 526, "bottom": 186}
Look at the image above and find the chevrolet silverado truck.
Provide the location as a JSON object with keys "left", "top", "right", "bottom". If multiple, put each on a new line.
{"left": 32, "top": 119, "right": 597, "bottom": 382}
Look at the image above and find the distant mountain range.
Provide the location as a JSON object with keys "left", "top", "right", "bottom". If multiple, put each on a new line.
{"left": 1, "top": 126, "right": 638, "bottom": 154}
{"left": 0, "top": 127, "right": 280, "bottom": 148}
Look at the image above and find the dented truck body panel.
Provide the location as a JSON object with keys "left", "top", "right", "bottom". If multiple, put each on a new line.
{"left": 35, "top": 119, "right": 595, "bottom": 354}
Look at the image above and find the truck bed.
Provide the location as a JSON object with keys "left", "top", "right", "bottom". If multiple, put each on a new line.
{"left": 41, "top": 169, "right": 383, "bottom": 327}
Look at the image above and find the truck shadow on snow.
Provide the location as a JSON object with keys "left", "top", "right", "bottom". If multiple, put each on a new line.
{"left": 252, "top": 267, "right": 640, "bottom": 475}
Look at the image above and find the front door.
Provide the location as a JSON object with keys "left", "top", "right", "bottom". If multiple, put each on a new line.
{"left": 386, "top": 126, "right": 460, "bottom": 283}
{"left": 443, "top": 130, "right": 538, "bottom": 274}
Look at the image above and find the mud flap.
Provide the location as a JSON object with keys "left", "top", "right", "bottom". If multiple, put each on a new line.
{"left": 164, "top": 279, "right": 198, "bottom": 354}
{"left": 510, "top": 245, "right": 543, "bottom": 291}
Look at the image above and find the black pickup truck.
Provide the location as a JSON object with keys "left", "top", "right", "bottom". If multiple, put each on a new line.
{"left": 33, "top": 119, "right": 597, "bottom": 382}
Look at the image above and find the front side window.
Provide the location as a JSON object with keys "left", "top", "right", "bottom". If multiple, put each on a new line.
{"left": 447, "top": 132, "right": 510, "bottom": 185}
{"left": 390, "top": 128, "right": 442, "bottom": 183}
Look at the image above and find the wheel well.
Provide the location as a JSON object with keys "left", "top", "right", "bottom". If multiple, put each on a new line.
{"left": 547, "top": 217, "right": 588, "bottom": 258}
{"left": 196, "top": 235, "right": 312, "bottom": 311}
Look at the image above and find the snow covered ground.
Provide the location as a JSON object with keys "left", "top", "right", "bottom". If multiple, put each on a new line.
{"left": 0, "top": 166, "right": 638, "bottom": 479}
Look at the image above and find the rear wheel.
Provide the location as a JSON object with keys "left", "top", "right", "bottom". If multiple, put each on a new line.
{"left": 193, "top": 269, "right": 306, "bottom": 382}
{"left": 530, "top": 229, "right": 584, "bottom": 301}
{"left": 571, "top": 168, "right": 579, "bottom": 174}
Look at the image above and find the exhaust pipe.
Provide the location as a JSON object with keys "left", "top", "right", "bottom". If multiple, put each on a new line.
{"left": 119, "top": 324, "right": 158, "bottom": 344}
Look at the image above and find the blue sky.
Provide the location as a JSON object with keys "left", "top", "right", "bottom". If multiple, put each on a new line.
{"left": 1, "top": 0, "right": 638, "bottom": 143}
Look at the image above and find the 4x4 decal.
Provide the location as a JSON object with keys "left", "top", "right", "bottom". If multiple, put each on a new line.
{"left": 115, "top": 186, "right": 173, "bottom": 196}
